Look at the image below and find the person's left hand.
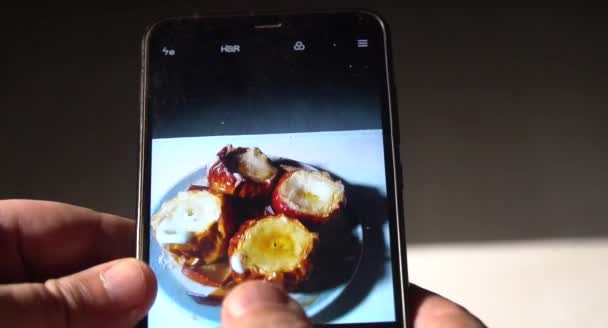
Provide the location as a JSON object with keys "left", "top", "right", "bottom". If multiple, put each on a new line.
{"left": 0, "top": 199, "right": 157, "bottom": 328}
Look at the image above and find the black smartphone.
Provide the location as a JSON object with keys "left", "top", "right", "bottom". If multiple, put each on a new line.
{"left": 137, "top": 11, "right": 408, "bottom": 327}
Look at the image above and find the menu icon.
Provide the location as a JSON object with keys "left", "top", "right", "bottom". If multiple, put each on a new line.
{"left": 357, "top": 39, "right": 369, "bottom": 48}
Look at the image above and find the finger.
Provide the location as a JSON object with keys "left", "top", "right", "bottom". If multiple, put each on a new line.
{"left": 0, "top": 199, "right": 134, "bottom": 282}
{"left": 0, "top": 258, "right": 156, "bottom": 328}
{"left": 222, "top": 281, "right": 311, "bottom": 328}
{"left": 408, "top": 284, "right": 486, "bottom": 328}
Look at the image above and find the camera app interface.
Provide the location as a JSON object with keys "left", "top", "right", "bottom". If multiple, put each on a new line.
{"left": 145, "top": 14, "right": 402, "bottom": 327}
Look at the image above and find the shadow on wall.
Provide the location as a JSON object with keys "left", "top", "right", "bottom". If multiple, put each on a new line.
{"left": 0, "top": 6, "right": 606, "bottom": 245}
{"left": 395, "top": 7, "right": 608, "bottom": 243}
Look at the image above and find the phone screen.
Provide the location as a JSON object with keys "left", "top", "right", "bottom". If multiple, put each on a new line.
{"left": 140, "top": 12, "right": 406, "bottom": 327}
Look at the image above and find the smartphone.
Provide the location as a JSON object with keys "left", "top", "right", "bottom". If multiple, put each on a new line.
{"left": 137, "top": 11, "right": 408, "bottom": 327}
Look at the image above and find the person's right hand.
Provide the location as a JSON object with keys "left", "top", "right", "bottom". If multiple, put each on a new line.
{"left": 222, "top": 281, "right": 486, "bottom": 328}
{"left": 407, "top": 284, "right": 486, "bottom": 328}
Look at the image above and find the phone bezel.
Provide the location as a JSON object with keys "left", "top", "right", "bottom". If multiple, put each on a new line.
{"left": 136, "top": 10, "right": 409, "bottom": 328}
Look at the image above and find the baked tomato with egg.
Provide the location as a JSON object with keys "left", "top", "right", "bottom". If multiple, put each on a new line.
{"left": 227, "top": 214, "right": 318, "bottom": 289}
{"left": 208, "top": 145, "right": 279, "bottom": 199}
{"left": 272, "top": 169, "right": 346, "bottom": 224}
{"left": 151, "top": 188, "right": 234, "bottom": 266}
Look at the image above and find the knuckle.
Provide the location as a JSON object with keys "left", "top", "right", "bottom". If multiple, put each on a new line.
{"left": 43, "top": 278, "right": 73, "bottom": 327}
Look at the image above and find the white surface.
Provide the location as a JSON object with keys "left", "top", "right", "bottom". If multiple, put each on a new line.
{"left": 408, "top": 238, "right": 608, "bottom": 328}
{"left": 150, "top": 130, "right": 388, "bottom": 209}
{"left": 149, "top": 130, "right": 396, "bottom": 327}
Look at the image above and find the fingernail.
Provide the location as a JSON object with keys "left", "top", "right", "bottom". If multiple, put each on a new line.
{"left": 227, "top": 281, "right": 289, "bottom": 319}
{"left": 100, "top": 259, "right": 147, "bottom": 309}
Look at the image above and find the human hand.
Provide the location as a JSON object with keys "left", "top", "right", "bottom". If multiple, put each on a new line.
{"left": 221, "top": 272, "right": 486, "bottom": 328}
{"left": 0, "top": 200, "right": 156, "bottom": 328}
{"left": 0, "top": 199, "right": 483, "bottom": 328}
{"left": 407, "top": 284, "right": 486, "bottom": 328}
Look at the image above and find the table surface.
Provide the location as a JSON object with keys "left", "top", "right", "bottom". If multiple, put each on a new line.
{"left": 409, "top": 239, "right": 608, "bottom": 328}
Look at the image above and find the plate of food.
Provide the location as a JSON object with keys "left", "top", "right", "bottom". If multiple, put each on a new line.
{"left": 150, "top": 145, "right": 363, "bottom": 323}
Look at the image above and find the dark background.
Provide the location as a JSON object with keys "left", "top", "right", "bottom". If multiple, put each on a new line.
{"left": 1, "top": 4, "right": 607, "bottom": 244}
{"left": 147, "top": 14, "right": 384, "bottom": 138}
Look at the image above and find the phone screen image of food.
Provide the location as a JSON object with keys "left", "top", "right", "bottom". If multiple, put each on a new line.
{"left": 149, "top": 131, "right": 396, "bottom": 325}
{"left": 143, "top": 13, "right": 404, "bottom": 327}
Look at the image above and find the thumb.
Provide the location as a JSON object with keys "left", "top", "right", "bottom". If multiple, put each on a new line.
{"left": 221, "top": 281, "right": 311, "bottom": 328}
{"left": 0, "top": 258, "right": 156, "bottom": 328}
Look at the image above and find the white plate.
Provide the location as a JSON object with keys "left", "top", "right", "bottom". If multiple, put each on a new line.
{"left": 150, "top": 162, "right": 363, "bottom": 323}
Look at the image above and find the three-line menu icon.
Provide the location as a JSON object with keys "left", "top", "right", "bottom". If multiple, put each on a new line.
{"left": 357, "top": 39, "right": 369, "bottom": 48}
